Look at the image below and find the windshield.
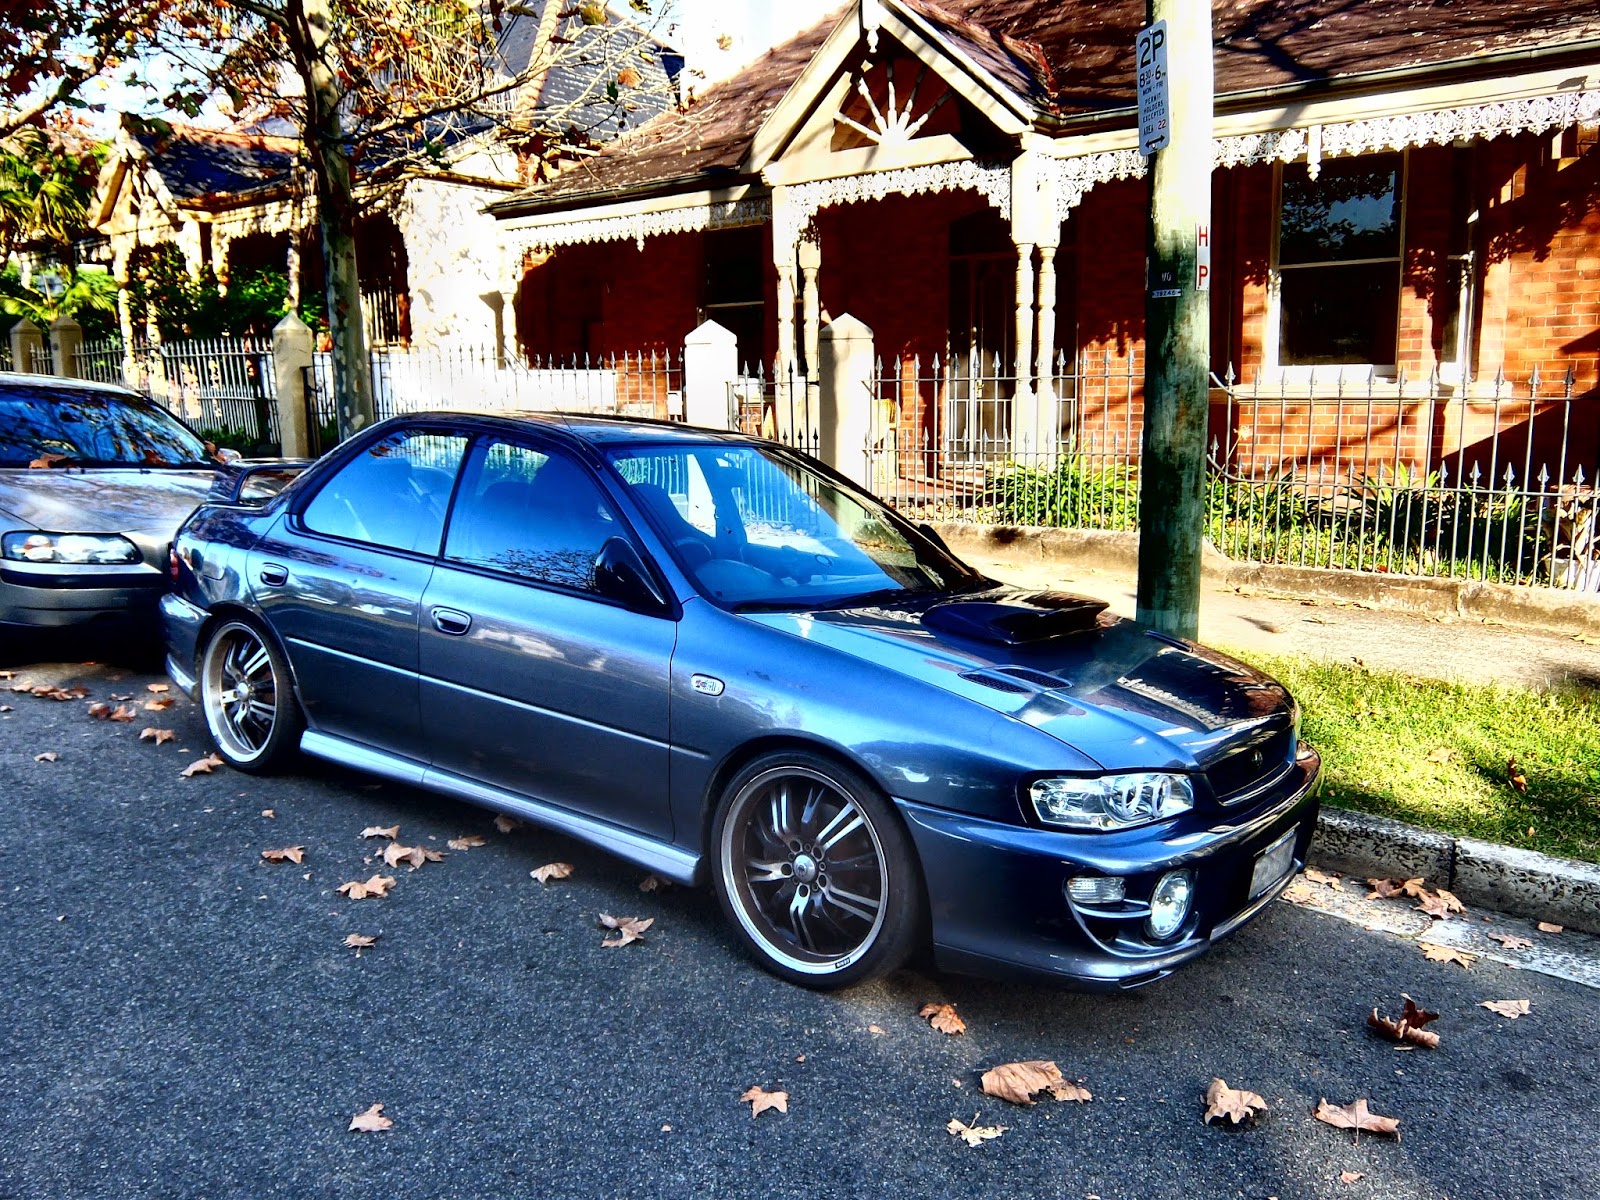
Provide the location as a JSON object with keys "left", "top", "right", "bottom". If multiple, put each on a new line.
{"left": 0, "top": 387, "right": 213, "bottom": 468}
{"left": 607, "top": 442, "right": 985, "bottom": 609}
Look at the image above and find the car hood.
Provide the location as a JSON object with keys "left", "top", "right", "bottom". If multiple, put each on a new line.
{"left": 0, "top": 468, "right": 218, "bottom": 537}
{"left": 743, "top": 587, "right": 1295, "bottom": 771}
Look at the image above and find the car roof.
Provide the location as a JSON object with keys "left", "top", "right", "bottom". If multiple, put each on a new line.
{"left": 387, "top": 409, "right": 763, "bottom": 450}
{"left": 0, "top": 373, "right": 143, "bottom": 399}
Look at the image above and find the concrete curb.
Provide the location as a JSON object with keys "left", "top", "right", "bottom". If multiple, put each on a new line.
{"left": 931, "top": 523, "right": 1600, "bottom": 638}
{"left": 1311, "top": 806, "right": 1600, "bottom": 934}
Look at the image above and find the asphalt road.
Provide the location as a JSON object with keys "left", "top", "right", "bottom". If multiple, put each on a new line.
{"left": 2, "top": 645, "right": 1597, "bottom": 1200}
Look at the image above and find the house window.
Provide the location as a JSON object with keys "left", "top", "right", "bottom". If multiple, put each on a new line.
{"left": 1275, "top": 153, "right": 1403, "bottom": 367}
{"left": 702, "top": 226, "right": 765, "bottom": 370}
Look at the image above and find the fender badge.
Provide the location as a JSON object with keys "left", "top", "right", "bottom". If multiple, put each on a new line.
{"left": 691, "top": 674, "right": 725, "bottom": 697}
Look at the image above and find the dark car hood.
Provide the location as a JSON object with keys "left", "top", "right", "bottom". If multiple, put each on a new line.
{"left": 0, "top": 468, "right": 218, "bottom": 537}
{"left": 744, "top": 588, "right": 1294, "bottom": 771}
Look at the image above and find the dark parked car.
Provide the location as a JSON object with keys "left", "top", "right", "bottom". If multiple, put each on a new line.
{"left": 162, "top": 412, "right": 1319, "bottom": 989}
{"left": 0, "top": 373, "right": 299, "bottom": 633}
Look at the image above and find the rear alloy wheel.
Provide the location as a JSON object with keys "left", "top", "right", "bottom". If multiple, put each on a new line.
{"left": 199, "top": 618, "right": 301, "bottom": 773}
{"left": 713, "top": 752, "right": 922, "bottom": 989}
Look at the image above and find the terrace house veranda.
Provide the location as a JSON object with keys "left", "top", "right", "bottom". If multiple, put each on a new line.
{"left": 490, "top": 0, "right": 1600, "bottom": 590}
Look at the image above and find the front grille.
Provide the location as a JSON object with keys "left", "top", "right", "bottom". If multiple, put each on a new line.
{"left": 1207, "top": 727, "right": 1295, "bottom": 805}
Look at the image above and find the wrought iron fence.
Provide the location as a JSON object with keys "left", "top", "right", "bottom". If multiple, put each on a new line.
{"left": 309, "top": 345, "right": 683, "bottom": 451}
{"left": 863, "top": 353, "right": 1599, "bottom": 592}
{"left": 72, "top": 336, "right": 279, "bottom": 449}
{"left": 74, "top": 339, "right": 128, "bottom": 385}
{"left": 0, "top": 339, "right": 11, "bottom": 372}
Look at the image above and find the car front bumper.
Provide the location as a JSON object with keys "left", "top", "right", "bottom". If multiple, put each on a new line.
{"left": 896, "top": 748, "right": 1321, "bottom": 989}
{"left": 0, "top": 560, "right": 170, "bottom": 629}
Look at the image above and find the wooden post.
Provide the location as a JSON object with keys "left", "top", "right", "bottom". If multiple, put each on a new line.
{"left": 1136, "top": 0, "right": 1213, "bottom": 640}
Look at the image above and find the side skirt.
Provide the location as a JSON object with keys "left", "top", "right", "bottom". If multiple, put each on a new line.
{"left": 298, "top": 729, "right": 700, "bottom": 885}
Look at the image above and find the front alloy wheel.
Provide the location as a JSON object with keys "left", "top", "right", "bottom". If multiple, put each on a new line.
{"left": 714, "top": 753, "right": 922, "bottom": 988}
{"left": 200, "top": 619, "right": 300, "bottom": 773}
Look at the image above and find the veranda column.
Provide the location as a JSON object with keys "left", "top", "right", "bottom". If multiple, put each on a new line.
{"left": 799, "top": 232, "right": 822, "bottom": 431}
{"left": 111, "top": 238, "right": 138, "bottom": 381}
{"left": 1011, "top": 240, "right": 1036, "bottom": 450}
{"left": 771, "top": 185, "right": 803, "bottom": 441}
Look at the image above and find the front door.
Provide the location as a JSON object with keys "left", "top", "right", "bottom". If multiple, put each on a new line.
{"left": 418, "top": 438, "right": 677, "bottom": 840}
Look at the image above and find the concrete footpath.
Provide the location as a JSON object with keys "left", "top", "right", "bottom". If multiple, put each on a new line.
{"left": 939, "top": 525, "right": 1600, "bottom": 937}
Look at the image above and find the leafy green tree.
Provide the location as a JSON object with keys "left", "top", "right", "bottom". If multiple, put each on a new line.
{"left": 0, "top": 263, "right": 120, "bottom": 339}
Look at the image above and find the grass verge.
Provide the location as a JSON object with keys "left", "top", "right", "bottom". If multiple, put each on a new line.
{"left": 1227, "top": 650, "right": 1600, "bottom": 865}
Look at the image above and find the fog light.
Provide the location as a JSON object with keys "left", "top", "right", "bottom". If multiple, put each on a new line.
{"left": 1145, "top": 870, "right": 1194, "bottom": 940}
{"left": 1066, "top": 875, "right": 1126, "bottom": 906}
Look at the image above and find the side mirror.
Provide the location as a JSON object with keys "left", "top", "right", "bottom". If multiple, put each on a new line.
{"left": 918, "top": 521, "right": 951, "bottom": 554}
{"left": 594, "top": 537, "right": 669, "bottom": 612}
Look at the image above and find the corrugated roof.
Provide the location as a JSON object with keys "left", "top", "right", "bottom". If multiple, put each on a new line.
{"left": 496, "top": 0, "right": 1600, "bottom": 214}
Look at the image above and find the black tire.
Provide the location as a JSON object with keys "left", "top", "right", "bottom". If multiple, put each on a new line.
{"left": 712, "top": 750, "right": 924, "bottom": 989}
{"left": 198, "top": 617, "right": 302, "bottom": 773}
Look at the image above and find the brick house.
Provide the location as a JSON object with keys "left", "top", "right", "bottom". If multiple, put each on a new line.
{"left": 491, "top": 0, "right": 1600, "bottom": 490}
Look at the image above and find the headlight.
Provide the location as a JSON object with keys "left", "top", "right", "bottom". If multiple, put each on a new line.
{"left": 1146, "top": 869, "right": 1194, "bottom": 939}
{"left": 2, "top": 532, "right": 141, "bottom": 565}
{"left": 1030, "top": 772, "right": 1195, "bottom": 831}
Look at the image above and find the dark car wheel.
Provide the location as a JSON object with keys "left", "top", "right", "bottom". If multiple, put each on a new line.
{"left": 199, "top": 618, "right": 302, "bottom": 773}
{"left": 713, "top": 751, "right": 923, "bottom": 989}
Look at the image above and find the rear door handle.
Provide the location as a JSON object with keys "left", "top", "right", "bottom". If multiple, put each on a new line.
{"left": 259, "top": 564, "right": 288, "bottom": 586}
{"left": 431, "top": 606, "right": 472, "bottom": 636}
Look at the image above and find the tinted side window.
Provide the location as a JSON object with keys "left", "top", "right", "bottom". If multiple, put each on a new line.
{"left": 444, "top": 441, "right": 617, "bottom": 591}
{"left": 302, "top": 430, "right": 468, "bottom": 553}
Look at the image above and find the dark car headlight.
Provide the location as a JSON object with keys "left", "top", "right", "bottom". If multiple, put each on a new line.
{"left": 1030, "top": 772, "right": 1195, "bottom": 831}
{"left": 2, "top": 531, "right": 141, "bottom": 565}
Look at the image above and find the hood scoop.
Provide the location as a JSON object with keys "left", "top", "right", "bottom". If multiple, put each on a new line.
{"left": 922, "top": 591, "right": 1109, "bottom": 646}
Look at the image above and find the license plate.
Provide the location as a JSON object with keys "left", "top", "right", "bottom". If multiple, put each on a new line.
{"left": 1249, "top": 829, "right": 1297, "bottom": 899}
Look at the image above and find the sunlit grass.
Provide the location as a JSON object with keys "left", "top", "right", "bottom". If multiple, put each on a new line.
{"left": 1227, "top": 650, "right": 1600, "bottom": 864}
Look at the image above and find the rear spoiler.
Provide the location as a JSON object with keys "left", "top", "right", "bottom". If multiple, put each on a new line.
{"left": 205, "top": 459, "right": 314, "bottom": 505}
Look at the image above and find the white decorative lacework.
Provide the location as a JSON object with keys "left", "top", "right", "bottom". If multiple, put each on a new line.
{"left": 777, "top": 160, "right": 1010, "bottom": 249}
{"left": 1051, "top": 150, "right": 1147, "bottom": 219}
{"left": 508, "top": 196, "right": 771, "bottom": 253}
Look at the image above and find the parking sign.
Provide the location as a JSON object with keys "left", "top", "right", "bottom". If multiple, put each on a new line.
{"left": 1136, "top": 21, "right": 1169, "bottom": 156}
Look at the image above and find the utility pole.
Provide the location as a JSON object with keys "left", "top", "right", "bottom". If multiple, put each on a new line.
{"left": 1135, "top": 0, "right": 1214, "bottom": 640}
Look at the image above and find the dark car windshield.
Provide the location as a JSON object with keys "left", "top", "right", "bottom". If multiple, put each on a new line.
{"left": 0, "top": 387, "right": 213, "bottom": 468}
{"left": 607, "top": 442, "right": 985, "bottom": 609}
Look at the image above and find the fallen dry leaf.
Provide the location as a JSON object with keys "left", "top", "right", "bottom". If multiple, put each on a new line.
{"left": 139, "top": 727, "right": 176, "bottom": 745}
{"left": 261, "top": 846, "right": 306, "bottom": 865}
{"left": 739, "top": 1086, "right": 788, "bottom": 1118}
{"left": 947, "top": 1115, "right": 1006, "bottom": 1146}
{"left": 108, "top": 704, "right": 137, "bottom": 722}
{"left": 348, "top": 1103, "right": 392, "bottom": 1133}
{"left": 34, "top": 751, "right": 59, "bottom": 763}
{"left": 29, "top": 451, "right": 71, "bottom": 469}
{"left": 1303, "top": 867, "right": 1344, "bottom": 890}
{"left": 1368, "top": 998, "right": 1441, "bottom": 1049}
{"left": 1366, "top": 878, "right": 1408, "bottom": 900}
{"left": 1313, "top": 1097, "right": 1400, "bottom": 1141}
{"left": 360, "top": 825, "right": 400, "bottom": 840}
{"left": 531, "top": 862, "right": 573, "bottom": 884}
{"left": 1340, "top": 1171, "right": 1365, "bottom": 1184}
{"left": 639, "top": 873, "right": 671, "bottom": 892}
{"left": 919, "top": 1002, "right": 967, "bottom": 1036}
{"left": 1280, "top": 879, "right": 1316, "bottom": 906}
{"left": 181, "top": 753, "right": 224, "bottom": 778}
{"left": 1480, "top": 999, "right": 1531, "bottom": 1019}
{"left": 1401, "top": 878, "right": 1432, "bottom": 899}
{"left": 343, "top": 933, "right": 378, "bottom": 950}
{"left": 1420, "top": 942, "right": 1475, "bottom": 968}
{"left": 1537, "top": 922, "right": 1564, "bottom": 934}
{"left": 87, "top": 702, "right": 112, "bottom": 720}
{"left": 383, "top": 842, "right": 444, "bottom": 870}
{"left": 1425, "top": 747, "right": 1455, "bottom": 764}
{"left": 144, "top": 696, "right": 176, "bottom": 711}
{"left": 493, "top": 814, "right": 522, "bottom": 834}
{"left": 1506, "top": 757, "right": 1528, "bottom": 794}
{"left": 1486, "top": 932, "right": 1532, "bottom": 950}
{"left": 261, "top": 809, "right": 275, "bottom": 819}
{"left": 1427, "top": 947, "right": 1472, "bottom": 972}
{"left": 599, "top": 913, "right": 653, "bottom": 947}
{"left": 447, "top": 834, "right": 487, "bottom": 851}
{"left": 1202, "top": 1078, "right": 1268, "bottom": 1126}
{"left": 980, "top": 1060, "right": 1090, "bottom": 1105}
{"left": 146, "top": 682, "right": 170, "bottom": 693}
{"left": 1416, "top": 890, "right": 1463, "bottom": 920}
{"left": 338, "top": 874, "right": 396, "bottom": 900}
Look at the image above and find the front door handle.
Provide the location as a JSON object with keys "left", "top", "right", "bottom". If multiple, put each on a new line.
{"left": 431, "top": 606, "right": 472, "bottom": 636}
{"left": 259, "top": 563, "right": 288, "bottom": 586}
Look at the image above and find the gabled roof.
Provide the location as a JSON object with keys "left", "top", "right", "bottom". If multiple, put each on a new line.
{"left": 127, "top": 123, "right": 298, "bottom": 206}
{"left": 492, "top": 0, "right": 1600, "bottom": 217}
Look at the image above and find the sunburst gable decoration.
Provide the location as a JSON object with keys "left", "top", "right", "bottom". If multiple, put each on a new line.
{"left": 832, "top": 55, "right": 958, "bottom": 152}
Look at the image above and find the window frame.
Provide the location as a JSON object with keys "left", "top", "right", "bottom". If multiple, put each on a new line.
{"left": 1265, "top": 150, "right": 1411, "bottom": 379}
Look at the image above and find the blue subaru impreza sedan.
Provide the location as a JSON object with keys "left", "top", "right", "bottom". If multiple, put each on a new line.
{"left": 161, "top": 412, "right": 1319, "bottom": 989}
